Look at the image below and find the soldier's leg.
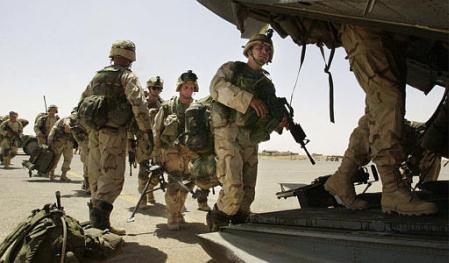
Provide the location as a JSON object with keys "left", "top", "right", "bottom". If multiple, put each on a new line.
{"left": 49, "top": 142, "right": 64, "bottom": 180}
{"left": 163, "top": 148, "right": 190, "bottom": 230}
{"left": 93, "top": 128, "right": 127, "bottom": 235}
{"left": 88, "top": 131, "right": 101, "bottom": 199}
{"left": 80, "top": 142, "right": 90, "bottom": 192}
{"left": 234, "top": 129, "right": 258, "bottom": 224}
{"left": 325, "top": 115, "right": 370, "bottom": 209}
{"left": 418, "top": 150, "right": 441, "bottom": 182}
{"left": 137, "top": 160, "right": 150, "bottom": 207}
{"left": 208, "top": 124, "right": 242, "bottom": 231}
{"left": 59, "top": 140, "right": 73, "bottom": 182}
{"left": 341, "top": 25, "right": 437, "bottom": 215}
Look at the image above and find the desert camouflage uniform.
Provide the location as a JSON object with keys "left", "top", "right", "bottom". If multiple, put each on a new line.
{"left": 324, "top": 25, "right": 437, "bottom": 215}
{"left": 34, "top": 114, "right": 58, "bottom": 145}
{"left": 0, "top": 118, "right": 23, "bottom": 167}
{"left": 48, "top": 117, "right": 75, "bottom": 180}
{"left": 82, "top": 65, "right": 151, "bottom": 205}
{"left": 153, "top": 96, "right": 199, "bottom": 228}
{"left": 210, "top": 62, "right": 263, "bottom": 217}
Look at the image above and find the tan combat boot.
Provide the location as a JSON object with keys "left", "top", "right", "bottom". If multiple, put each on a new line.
{"left": 379, "top": 166, "right": 438, "bottom": 215}
{"left": 324, "top": 157, "right": 369, "bottom": 210}
{"left": 167, "top": 213, "right": 180, "bottom": 231}
{"left": 60, "top": 171, "right": 71, "bottom": 182}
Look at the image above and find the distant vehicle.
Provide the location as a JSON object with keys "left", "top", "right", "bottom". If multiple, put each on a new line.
{"left": 196, "top": 1, "right": 448, "bottom": 262}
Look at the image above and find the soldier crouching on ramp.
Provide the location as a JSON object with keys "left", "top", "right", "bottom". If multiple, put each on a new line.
{"left": 77, "top": 40, "right": 152, "bottom": 235}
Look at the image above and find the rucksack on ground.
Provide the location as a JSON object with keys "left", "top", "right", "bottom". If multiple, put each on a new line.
{"left": 0, "top": 197, "right": 85, "bottom": 262}
{"left": 22, "top": 144, "right": 55, "bottom": 177}
{"left": 0, "top": 193, "right": 124, "bottom": 263}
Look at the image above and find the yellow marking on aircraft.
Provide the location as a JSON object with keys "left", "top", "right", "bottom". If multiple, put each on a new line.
{"left": 67, "top": 171, "right": 138, "bottom": 203}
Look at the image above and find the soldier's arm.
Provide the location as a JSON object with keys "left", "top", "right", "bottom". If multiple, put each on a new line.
{"left": 17, "top": 122, "right": 23, "bottom": 134}
{"left": 121, "top": 71, "right": 152, "bottom": 131}
{"left": 210, "top": 62, "right": 254, "bottom": 114}
{"left": 47, "top": 119, "right": 60, "bottom": 145}
{"left": 34, "top": 117, "right": 44, "bottom": 136}
{"left": 151, "top": 106, "right": 166, "bottom": 162}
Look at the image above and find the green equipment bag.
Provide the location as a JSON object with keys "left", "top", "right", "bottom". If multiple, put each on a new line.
{"left": 22, "top": 144, "right": 55, "bottom": 177}
{"left": 184, "top": 101, "right": 214, "bottom": 155}
{"left": 189, "top": 155, "right": 219, "bottom": 189}
{"left": 0, "top": 203, "right": 85, "bottom": 263}
{"left": 77, "top": 95, "right": 108, "bottom": 130}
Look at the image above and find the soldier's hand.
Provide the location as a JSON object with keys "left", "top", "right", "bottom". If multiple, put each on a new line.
{"left": 249, "top": 98, "right": 268, "bottom": 118}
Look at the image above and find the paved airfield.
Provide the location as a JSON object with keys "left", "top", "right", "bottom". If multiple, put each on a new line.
{"left": 1, "top": 154, "right": 448, "bottom": 262}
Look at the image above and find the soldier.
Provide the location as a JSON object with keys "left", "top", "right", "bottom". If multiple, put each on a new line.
{"left": 131, "top": 76, "right": 164, "bottom": 208}
{"left": 324, "top": 25, "right": 438, "bottom": 215}
{"left": 0, "top": 111, "right": 23, "bottom": 169}
{"left": 47, "top": 117, "right": 75, "bottom": 182}
{"left": 34, "top": 105, "right": 59, "bottom": 145}
{"left": 79, "top": 40, "right": 152, "bottom": 235}
{"left": 152, "top": 70, "right": 201, "bottom": 230}
{"left": 206, "top": 31, "right": 288, "bottom": 231}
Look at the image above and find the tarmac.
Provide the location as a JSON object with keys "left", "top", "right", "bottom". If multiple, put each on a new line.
{"left": 0, "top": 154, "right": 448, "bottom": 262}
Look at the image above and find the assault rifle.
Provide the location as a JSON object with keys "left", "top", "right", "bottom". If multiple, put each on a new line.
{"left": 128, "top": 139, "right": 137, "bottom": 176}
{"left": 127, "top": 164, "right": 197, "bottom": 223}
{"left": 279, "top": 98, "right": 315, "bottom": 165}
{"left": 3, "top": 124, "right": 23, "bottom": 146}
{"left": 128, "top": 165, "right": 165, "bottom": 222}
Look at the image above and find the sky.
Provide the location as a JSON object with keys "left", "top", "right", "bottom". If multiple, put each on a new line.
{"left": 0, "top": 0, "right": 445, "bottom": 155}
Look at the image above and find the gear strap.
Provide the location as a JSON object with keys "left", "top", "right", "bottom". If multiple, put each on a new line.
{"left": 289, "top": 44, "right": 307, "bottom": 105}
{"left": 319, "top": 45, "right": 336, "bottom": 123}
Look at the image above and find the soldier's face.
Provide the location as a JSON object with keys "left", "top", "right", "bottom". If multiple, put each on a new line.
{"left": 148, "top": 86, "right": 162, "bottom": 97}
{"left": 48, "top": 108, "right": 58, "bottom": 115}
{"left": 10, "top": 115, "right": 17, "bottom": 122}
{"left": 179, "top": 81, "right": 195, "bottom": 99}
{"left": 251, "top": 43, "right": 271, "bottom": 64}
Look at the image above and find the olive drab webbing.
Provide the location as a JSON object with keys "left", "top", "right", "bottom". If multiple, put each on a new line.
{"left": 159, "top": 97, "right": 191, "bottom": 147}
{"left": 78, "top": 66, "right": 133, "bottom": 129}
{"left": 214, "top": 61, "right": 285, "bottom": 143}
{"left": 0, "top": 204, "right": 85, "bottom": 263}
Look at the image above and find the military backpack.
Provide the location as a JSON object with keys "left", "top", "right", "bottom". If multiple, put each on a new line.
{"left": 0, "top": 202, "right": 85, "bottom": 263}
{"left": 184, "top": 98, "right": 214, "bottom": 155}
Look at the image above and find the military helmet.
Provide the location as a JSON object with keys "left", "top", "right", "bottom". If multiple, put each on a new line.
{"left": 243, "top": 29, "right": 274, "bottom": 62}
{"left": 109, "top": 40, "right": 136, "bottom": 62}
{"left": 176, "top": 70, "right": 199, "bottom": 92}
{"left": 147, "top": 76, "right": 164, "bottom": 90}
{"left": 9, "top": 111, "right": 18, "bottom": 117}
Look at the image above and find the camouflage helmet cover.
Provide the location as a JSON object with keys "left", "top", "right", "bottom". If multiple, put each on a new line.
{"left": 109, "top": 40, "right": 136, "bottom": 62}
{"left": 9, "top": 111, "right": 18, "bottom": 117}
{"left": 147, "top": 76, "right": 164, "bottom": 90}
{"left": 243, "top": 29, "right": 274, "bottom": 62}
{"left": 176, "top": 70, "right": 199, "bottom": 92}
